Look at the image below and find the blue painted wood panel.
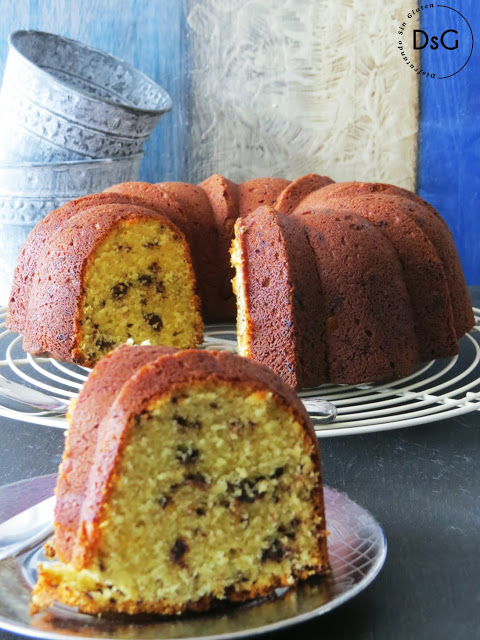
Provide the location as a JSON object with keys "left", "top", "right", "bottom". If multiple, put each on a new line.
{"left": 418, "top": 0, "right": 480, "bottom": 284}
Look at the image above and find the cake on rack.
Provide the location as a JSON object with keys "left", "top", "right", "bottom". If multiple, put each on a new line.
{"left": 31, "top": 346, "right": 328, "bottom": 615}
{"left": 7, "top": 174, "right": 474, "bottom": 386}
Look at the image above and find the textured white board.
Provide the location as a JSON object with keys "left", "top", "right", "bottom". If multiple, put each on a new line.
{"left": 186, "top": 0, "right": 419, "bottom": 189}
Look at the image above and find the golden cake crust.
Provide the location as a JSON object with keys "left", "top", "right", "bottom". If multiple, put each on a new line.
{"left": 296, "top": 181, "right": 475, "bottom": 340}
{"left": 238, "top": 178, "right": 291, "bottom": 218}
{"left": 198, "top": 174, "right": 240, "bottom": 320}
{"left": 274, "top": 174, "right": 334, "bottom": 214}
{"left": 294, "top": 209, "right": 419, "bottom": 384}
{"left": 155, "top": 182, "right": 221, "bottom": 321}
{"left": 233, "top": 206, "right": 327, "bottom": 388}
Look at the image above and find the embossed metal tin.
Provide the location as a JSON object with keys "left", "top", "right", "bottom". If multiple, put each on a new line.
{"left": 0, "top": 30, "right": 173, "bottom": 162}
{"left": 0, "top": 155, "right": 143, "bottom": 304}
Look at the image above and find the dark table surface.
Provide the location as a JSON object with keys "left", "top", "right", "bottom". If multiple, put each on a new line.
{"left": 0, "top": 288, "right": 479, "bottom": 640}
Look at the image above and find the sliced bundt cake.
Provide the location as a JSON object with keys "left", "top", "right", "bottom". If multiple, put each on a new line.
{"left": 7, "top": 173, "right": 473, "bottom": 388}
{"left": 32, "top": 347, "right": 328, "bottom": 615}
{"left": 21, "top": 204, "right": 203, "bottom": 366}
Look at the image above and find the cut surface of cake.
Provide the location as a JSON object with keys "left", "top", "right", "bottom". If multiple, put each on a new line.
{"left": 21, "top": 204, "right": 203, "bottom": 366}
{"left": 32, "top": 347, "right": 328, "bottom": 616}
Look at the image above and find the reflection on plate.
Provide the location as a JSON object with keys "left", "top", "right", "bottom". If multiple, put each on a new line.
{"left": 0, "top": 474, "right": 386, "bottom": 639}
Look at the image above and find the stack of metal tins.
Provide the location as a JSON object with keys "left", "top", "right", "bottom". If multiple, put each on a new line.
{"left": 0, "top": 29, "right": 172, "bottom": 303}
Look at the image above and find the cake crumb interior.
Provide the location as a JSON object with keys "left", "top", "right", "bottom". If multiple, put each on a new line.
{"left": 79, "top": 219, "right": 201, "bottom": 362}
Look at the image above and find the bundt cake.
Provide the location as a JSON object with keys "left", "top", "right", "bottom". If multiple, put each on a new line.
{"left": 32, "top": 346, "right": 328, "bottom": 615}
{"left": 7, "top": 173, "right": 474, "bottom": 386}
{"left": 20, "top": 203, "right": 203, "bottom": 366}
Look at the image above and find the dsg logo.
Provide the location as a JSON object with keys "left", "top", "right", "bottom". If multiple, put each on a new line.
{"left": 413, "top": 29, "right": 458, "bottom": 50}
{"left": 397, "top": 4, "right": 473, "bottom": 79}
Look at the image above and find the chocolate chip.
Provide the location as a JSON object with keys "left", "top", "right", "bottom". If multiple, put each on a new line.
{"left": 144, "top": 313, "right": 162, "bottom": 331}
{"left": 111, "top": 282, "right": 129, "bottom": 299}
{"left": 171, "top": 538, "right": 188, "bottom": 565}
{"left": 195, "top": 506, "right": 206, "bottom": 516}
{"left": 143, "top": 240, "right": 159, "bottom": 248}
{"left": 95, "top": 337, "right": 115, "bottom": 350}
{"left": 175, "top": 445, "right": 199, "bottom": 465}
{"left": 156, "top": 495, "right": 173, "bottom": 509}
{"left": 173, "top": 415, "right": 201, "bottom": 431}
{"left": 185, "top": 473, "right": 209, "bottom": 489}
{"left": 229, "top": 418, "right": 244, "bottom": 431}
{"left": 155, "top": 281, "right": 165, "bottom": 294}
{"left": 137, "top": 274, "right": 153, "bottom": 285}
{"left": 227, "top": 476, "right": 267, "bottom": 503}
{"left": 278, "top": 517, "right": 300, "bottom": 539}
{"left": 261, "top": 539, "right": 285, "bottom": 562}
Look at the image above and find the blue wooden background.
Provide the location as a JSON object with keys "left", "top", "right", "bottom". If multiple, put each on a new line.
{"left": 418, "top": 0, "right": 480, "bottom": 285}
{"left": 0, "top": 0, "right": 478, "bottom": 284}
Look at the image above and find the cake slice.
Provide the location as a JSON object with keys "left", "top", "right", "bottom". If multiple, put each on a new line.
{"left": 32, "top": 347, "right": 328, "bottom": 615}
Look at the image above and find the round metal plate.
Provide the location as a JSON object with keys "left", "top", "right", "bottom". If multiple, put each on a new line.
{"left": 0, "top": 474, "right": 386, "bottom": 640}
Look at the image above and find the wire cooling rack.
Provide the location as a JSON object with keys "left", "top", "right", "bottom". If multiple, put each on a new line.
{"left": 0, "top": 306, "right": 479, "bottom": 437}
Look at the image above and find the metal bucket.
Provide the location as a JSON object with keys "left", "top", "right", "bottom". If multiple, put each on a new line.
{"left": 0, "top": 30, "right": 173, "bottom": 162}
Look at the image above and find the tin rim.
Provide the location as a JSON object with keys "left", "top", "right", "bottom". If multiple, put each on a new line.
{"left": 8, "top": 30, "right": 173, "bottom": 117}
